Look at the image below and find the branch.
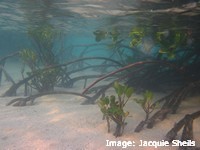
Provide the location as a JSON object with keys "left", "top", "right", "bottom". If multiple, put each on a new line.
{"left": 82, "top": 60, "right": 182, "bottom": 94}
{"left": 165, "top": 110, "right": 200, "bottom": 142}
{"left": 0, "top": 52, "right": 19, "bottom": 63}
{"left": 2, "top": 57, "right": 122, "bottom": 97}
{"left": 0, "top": 65, "right": 15, "bottom": 84}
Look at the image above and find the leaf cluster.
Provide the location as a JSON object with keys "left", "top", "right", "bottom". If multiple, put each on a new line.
{"left": 19, "top": 49, "right": 37, "bottom": 67}
{"left": 129, "top": 27, "right": 145, "bottom": 47}
{"left": 134, "top": 90, "right": 158, "bottom": 119}
{"left": 99, "top": 96, "right": 124, "bottom": 118}
{"left": 113, "top": 81, "right": 134, "bottom": 101}
{"left": 155, "top": 30, "right": 188, "bottom": 59}
{"left": 98, "top": 82, "right": 134, "bottom": 125}
{"left": 20, "top": 24, "right": 63, "bottom": 93}
{"left": 28, "top": 24, "right": 57, "bottom": 48}
{"left": 19, "top": 48, "right": 61, "bottom": 92}
{"left": 28, "top": 68, "right": 61, "bottom": 92}
{"left": 93, "top": 25, "right": 191, "bottom": 60}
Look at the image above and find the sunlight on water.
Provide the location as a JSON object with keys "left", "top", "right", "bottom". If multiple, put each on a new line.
{"left": 0, "top": 0, "right": 139, "bottom": 32}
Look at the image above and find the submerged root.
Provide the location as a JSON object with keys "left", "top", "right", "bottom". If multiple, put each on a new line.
{"left": 113, "top": 122, "right": 126, "bottom": 137}
{"left": 146, "top": 80, "right": 200, "bottom": 129}
{"left": 134, "top": 120, "right": 146, "bottom": 132}
{"left": 165, "top": 110, "right": 200, "bottom": 150}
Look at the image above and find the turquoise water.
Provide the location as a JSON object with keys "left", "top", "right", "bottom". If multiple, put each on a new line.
{"left": 0, "top": 0, "right": 200, "bottom": 91}
{"left": 0, "top": 0, "right": 135, "bottom": 55}
{"left": 0, "top": 0, "right": 199, "bottom": 56}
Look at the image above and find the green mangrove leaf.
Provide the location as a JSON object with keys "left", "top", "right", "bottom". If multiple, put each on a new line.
{"left": 108, "top": 106, "right": 123, "bottom": 116}
{"left": 28, "top": 24, "right": 56, "bottom": 43}
{"left": 20, "top": 49, "right": 37, "bottom": 68}
{"left": 99, "top": 97, "right": 109, "bottom": 106}
{"left": 134, "top": 98, "right": 145, "bottom": 106}
{"left": 97, "top": 100, "right": 103, "bottom": 108}
{"left": 129, "top": 27, "right": 145, "bottom": 47}
{"left": 110, "top": 95, "right": 116, "bottom": 104}
{"left": 117, "top": 84, "right": 124, "bottom": 96}
{"left": 144, "top": 90, "right": 153, "bottom": 101}
{"left": 125, "top": 87, "right": 134, "bottom": 98}
{"left": 104, "top": 96, "right": 110, "bottom": 105}
{"left": 100, "top": 107, "right": 107, "bottom": 114}
{"left": 155, "top": 29, "right": 189, "bottom": 59}
{"left": 114, "top": 82, "right": 124, "bottom": 96}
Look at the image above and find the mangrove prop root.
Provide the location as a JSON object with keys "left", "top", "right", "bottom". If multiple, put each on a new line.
{"left": 181, "top": 116, "right": 193, "bottom": 142}
{"left": 0, "top": 61, "right": 5, "bottom": 85}
{"left": 106, "top": 116, "right": 111, "bottom": 133}
{"left": 165, "top": 110, "right": 200, "bottom": 143}
{"left": 67, "top": 64, "right": 118, "bottom": 75}
{"left": 146, "top": 88, "right": 180, "bottom": 128}
{"left": 6, "top": 91, "right": 92, "bottom": 106}
{"left": 134, "top": 120, "right": 146, "bottom": 132}
{"left": 69, "top": 74, "right": 104, "bottom": 88}
{"left": 82, "top": 60, "right": 182, "bottom": 95}
{"left": 146, "top": 80, "right": 200, "bottom": 129}
{"left": 81, "top": 72, "right": 131, "bottom": 105}
{"left": 2, "top": 57, "right": 122, "bottom": 97}
{"left": 0, "top": 52, "right": 19, "bottom": 84}
{"left": 2, "top": 75, "right": 35, "bottom": 97}
{"left": 81, "top": 82, "right": 113, "bottom": 105}
{"left": 114, "top": 123, "right": 123, "bottom": 137}
{"left": 0, "top": 65, "right": 15, "bottom": 84}
{"left": 146, "top": 109, "right": 170, "bottom": 129}
{"left": 43, "top": 56, "right": 123, "bottom": 70}
{"left": 81, "top": 67, "right": 148, "bottom": 104}
{"left": 0, "top": 52, "right": 19, "bottom": 63}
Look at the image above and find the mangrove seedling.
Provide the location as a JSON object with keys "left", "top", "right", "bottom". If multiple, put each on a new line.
{"left": 98, "top": 81, "right": 134, "bottom": 137}
{"left": 27, "top": 24, "right": 59, "bottom": 66}
{"left": 19, "top": 24, "right": 65, "bottom": 93}
{"left": 19, "top": 49, "right": 61, "bottom": 93}
{"left": 134, "top": 90, "right": 158, "bottom": 132}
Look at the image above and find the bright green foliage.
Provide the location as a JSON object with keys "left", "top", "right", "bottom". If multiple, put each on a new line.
{"left": 93, "top": 26, "right": 190, "bottom": 60}
{"left": 134, "top": 90, "right": 158, "bottom": 121}
{"left": 113, "top": 81, "right": 134, "bottom": 99}
{"left": 98, "top": 82, "right": 134, "bottom": 136}
{"left": 20, "top": 48, "right": 61, "bottom": 92}
{"left": 21, "top": 24, "right": 62, "bottom": 93}
{"left": 27, "top": 24, "right": 59, "bottom": 66}
{"left": 129, "top": 27, "right": 145, "bottom": 47}
{"left": 99, "top": 95, "right": 125, "bottom": 118}
{"left": 155, "top": 30, "right": 188, "bottom": 59}
{"left": 129, "top": 27, "right": 189, "bottom": 59}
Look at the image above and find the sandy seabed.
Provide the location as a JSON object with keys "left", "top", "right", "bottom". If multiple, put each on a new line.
{"left": 0, "top": 61, "right": 200, "bottom": 150}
